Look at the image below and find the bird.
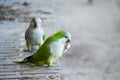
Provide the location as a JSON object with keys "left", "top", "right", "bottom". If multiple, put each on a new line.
{"left": 25, "top": 17, "right": 46, "bottom": 52}
{"left": 16, "top": 30, "right": 71, "bottom": 66}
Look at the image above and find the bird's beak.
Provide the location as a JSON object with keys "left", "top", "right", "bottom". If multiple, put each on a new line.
{"left": 66, "top": 43, "right": 71, "bottom": 49}
{"left": 65, "top": 41, "right": 71, "bottom": 50}
{"left": 34, "top": 23, "right": 37, "bottom": 28}
{"left": 66, "top": 39, "right": 70, "bottom": 43}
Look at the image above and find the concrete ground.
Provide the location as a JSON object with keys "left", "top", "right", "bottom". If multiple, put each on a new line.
{"left": 53, "top": 0, "right": 120, "bottom": 80}
{"left": 0, "top": 0, "right": 120, "bottom": 80}
{"left": 0, "top": 0, "right": 60, "bottom": 80}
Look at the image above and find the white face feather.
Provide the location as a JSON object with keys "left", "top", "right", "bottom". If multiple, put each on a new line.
{"left": 50, "top": 38, "right": 67, "bottom": 57}
{"left": 35, "top": 17, "right": 41, "bottom": 24}
{"left": 30, "top": 17, "right": 42, "bottom": 28}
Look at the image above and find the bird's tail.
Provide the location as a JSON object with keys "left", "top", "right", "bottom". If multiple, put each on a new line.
{"left": 14, "top": 59, "right": 28, "bottom": 64}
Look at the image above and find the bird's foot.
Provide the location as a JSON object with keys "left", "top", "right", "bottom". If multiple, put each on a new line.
{"left": 23, "top": 49, "right": 32, "bottom": 52}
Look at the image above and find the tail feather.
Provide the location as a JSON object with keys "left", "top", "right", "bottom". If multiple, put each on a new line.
{"left": 14, "top": 59, "right": 28, "bottom": 64}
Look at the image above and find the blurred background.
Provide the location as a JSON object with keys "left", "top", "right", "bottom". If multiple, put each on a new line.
{"left": 0, "top": 0, "right": 120, "bottom": 80}
{"left": 53, "top": 0, "right": 120, "bottom": 80}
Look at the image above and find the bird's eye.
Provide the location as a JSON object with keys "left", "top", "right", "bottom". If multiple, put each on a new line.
{"left": 65, "top": 36, "right": 68, "bottom": 38}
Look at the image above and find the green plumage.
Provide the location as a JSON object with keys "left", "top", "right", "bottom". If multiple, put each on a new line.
{"left": 15, "top": 31, "right": 70, "bottom": 66}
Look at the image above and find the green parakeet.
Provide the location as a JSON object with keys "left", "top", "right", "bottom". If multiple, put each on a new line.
{"left": 16, "top": 31, "right": 71, "bottom": 66}
{"left": 25, "top": 17, "right": 46, "bottom": 52}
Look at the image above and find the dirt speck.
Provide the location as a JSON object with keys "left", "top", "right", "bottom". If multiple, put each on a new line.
{"left": 22, "top": 2, "right": 30, "bottom": 6}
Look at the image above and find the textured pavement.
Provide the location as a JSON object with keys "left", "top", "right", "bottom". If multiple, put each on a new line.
{"left": 0, "top": 0, "right": 61, "bottom": 80}
{"left": 1, "top": 0, "right": 120, "bottom": 80}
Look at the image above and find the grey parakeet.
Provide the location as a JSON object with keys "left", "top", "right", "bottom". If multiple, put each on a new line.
{"left": 25, "top": 17, "right": 46, "bottom": 52}
{"left": 16, "top": 30, "right": 71, "bottom": 66}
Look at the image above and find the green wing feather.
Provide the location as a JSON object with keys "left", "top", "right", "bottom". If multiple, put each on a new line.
{"left": 32, "top": 38, "right": 51, "bottom": 61}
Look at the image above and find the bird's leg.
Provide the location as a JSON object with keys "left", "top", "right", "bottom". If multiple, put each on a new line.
{"left": 47, "top": 61, "right": 53, "bottom": 67}
{"left": 26, "top": 42, "right": 32, "bottom": 52}
{"left": 28, "top": 47, "right": 32, "bottom": 52}
{"left": 31, "top": 45, "right": 37, "bottom": 53}
{"left": 34, "top": 61, "right": 45, "bottom": 66}
{"left": 47, "top": 55, "right": 56, "bottom": 67}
